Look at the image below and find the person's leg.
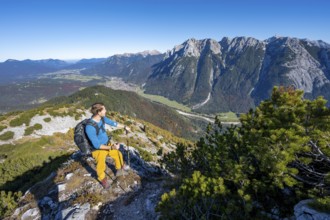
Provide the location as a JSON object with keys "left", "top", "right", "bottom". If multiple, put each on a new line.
{"left": 92, "top": 150, "right": 108, "bottom": 181}
{"left": 108, "top": 149, "right": 124, "bottom": 170}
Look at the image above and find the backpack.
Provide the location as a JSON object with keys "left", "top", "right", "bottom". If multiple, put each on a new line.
{"left": 74, "top": 118, "right": 105, "bottom": 156}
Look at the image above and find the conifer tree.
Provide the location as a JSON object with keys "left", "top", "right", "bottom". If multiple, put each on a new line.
{"left": 158, "top": 86, "right": 330, "bottom": 219}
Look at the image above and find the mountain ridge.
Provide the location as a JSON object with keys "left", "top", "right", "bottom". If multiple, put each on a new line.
{"left": 144, "top": 36, "right": 330, "bottom": 113}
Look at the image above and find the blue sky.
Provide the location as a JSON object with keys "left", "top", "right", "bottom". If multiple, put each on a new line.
{"left": 0, "top": 0, "right": 329, "bottom": 62}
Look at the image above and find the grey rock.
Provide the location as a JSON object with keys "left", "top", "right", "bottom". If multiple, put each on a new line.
{"left": 294, "top": 199, "right": 330, "bottom": 220}
{"left": 59, "top": 203, "right": 90, "bottom": 220}
{"left": 21, "top": 207, "right": 40, "bottom": 220}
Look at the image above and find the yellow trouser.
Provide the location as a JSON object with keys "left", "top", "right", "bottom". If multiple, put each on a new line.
{"left": 92, "top": 149, "right": 124, "bottom": 181}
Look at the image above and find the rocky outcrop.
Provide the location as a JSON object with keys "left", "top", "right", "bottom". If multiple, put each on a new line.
{"left": 9, "top": 147, "right": 168, "bottom": 220}
{"left": 294, "top": 199, "right": 330, "bottom": 220}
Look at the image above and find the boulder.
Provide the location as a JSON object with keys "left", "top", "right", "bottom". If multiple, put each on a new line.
{"left": 294, "top": 199, "right": 330, "bottom": 220}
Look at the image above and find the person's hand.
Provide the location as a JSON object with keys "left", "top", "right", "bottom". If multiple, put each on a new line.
{"left": 114, "top": 142, "right": 120, "bottom": 150}
{"left": 124, "top": 125, "right": 131, "bottom": 132}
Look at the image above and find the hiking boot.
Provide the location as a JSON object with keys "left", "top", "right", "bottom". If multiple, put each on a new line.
{"left": 100, "top": 177, "right": 110, "bottom": 189}
{"left": 116, "top": 169, "right": 128, "bottom": 177}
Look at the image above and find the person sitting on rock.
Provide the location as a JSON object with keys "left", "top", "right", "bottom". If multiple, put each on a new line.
{"left": 85, "top": 102, "right": 130, "bottom": 189}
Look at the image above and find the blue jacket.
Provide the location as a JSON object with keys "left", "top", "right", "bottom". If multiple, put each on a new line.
{"left": 85, "top": 116, "right": 118, "bottom": 149}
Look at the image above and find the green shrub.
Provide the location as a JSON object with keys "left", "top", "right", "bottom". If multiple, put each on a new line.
{"left": 0, "top": 125, "right": 7, "bottom": 132}
{"left": 9, "top": 116, "right": 29, "bottom": 127}
{"left": 158, "top": 87, "right": 330, "bottom": 219}
{"left": 0, "top": 131, "right": 14, "bottom": 141}
{"left": 0, "top": 154, "right": 71, "bottom": 193}
{"left": 0, "top": 191, "right": 22, "bottom": 218}
{"left": 24, "top": 124, "right": 43, "bottom": 136}
{"left": 24, "top": 127, "right": 34, "bottom": 136}
{"left": 0, "top": 115, "right": 6, "bottom": 122}
{"left": 135, "top": 146, "right": 153, "bottom": 162}
{"left": 33, "top": 123, "right": 42, "bottom": 130}
{"left": 124, "top": 121, "right": 133, "bottom": 126}
{"left": 9, "top": 110, "right": 39, "bottom": 127}
{"left": 309, "top": 197, "right": 330, "bottom": 214}
{"left": 43, "top": 117, "right": 51, "bottom": 122}
{"left": 157, "top": 148, "right": 163, "bottom": 156}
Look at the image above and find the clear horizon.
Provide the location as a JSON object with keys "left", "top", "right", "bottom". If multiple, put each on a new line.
{"left": 1, "top": 0, "right": 329, "bottom": 62}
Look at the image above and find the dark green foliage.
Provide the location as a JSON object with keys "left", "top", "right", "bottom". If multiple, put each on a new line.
{"left": 160, "top": 143, "right": 193, "bottom": 177}
{"left": 9, "top": 109, "right": 41, "bottom": 127}
{"left": 24, "top": 123, "right": 43, "bottom": 136}
{"left": 0, "top": 131, "right": 14, "bottom": 141}
{"left": 34, "top": 123, "right": 42, "bottom": 130}
{"left": 24, "top": 126, "right": 34, "bottom": 136}
{"left": 0, "top": 191, "right": 22, "bottom": 218}
{"left": 309, "top": 197, "right": 330, "bottom": 214}
{"left": 0, "top": 154, "right": 69, "bottom": 218}
{"left": 157, "top": 148, "right": 163, "bottom": 156}
{"left": 158, "top": 87, "right": 330, "bottom": 219}
{"left": 135, "top": 146, "right": 153, "bottom": 162}
{"left": 0, "top": 132, "right": 74, "bottom": 191}
{"left": 118, "top": 136, "right": 154, "bottom": 162}
{"left": 43, "top": 117, "right": 51, "bottom": 122}
{"left": 0, "top": 125, "right": 7, "bottom": 132}
{"left": 36, "top": 104, "right": 84, "bottom": 120}
{"left": 0, "top": 115, "right": 7, "bottom": 122}
{"left": 0, "top": 155, "right": 70, "bottom": 193}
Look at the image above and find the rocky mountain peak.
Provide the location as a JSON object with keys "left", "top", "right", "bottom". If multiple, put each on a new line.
{"left": 181, "top": 38, "right": 202, "bottom": 57}
{"left": 139, "top": 50, "right": 162, "bottom": 56}
{"left": 304, "top": 39, "right": 330, "bottom": 49}
{"left": 226, "top": 36, "right": 264, "bottom": 53}
{"left": 165, "top": 38, "right": 221, "bottom": 59}
{"left": 202, "top": 39, "right": 221, "bottom": 54}
{"left": 265, "top": 35, "right": 284, "bottom": 43}
{"left": 114, "top": 50, "right": 161, "bottom": 58}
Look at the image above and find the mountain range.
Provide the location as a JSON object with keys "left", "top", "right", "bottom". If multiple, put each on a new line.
{"left": 145, "top": 37, "right": 330, "bottom": 113}
{"left": 1, "top": 37, "right": 330, "bottom": 113}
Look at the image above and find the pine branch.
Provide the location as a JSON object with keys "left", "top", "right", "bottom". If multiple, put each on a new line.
{"left": 288, "top": 173, "right": 325, "bottom": 187}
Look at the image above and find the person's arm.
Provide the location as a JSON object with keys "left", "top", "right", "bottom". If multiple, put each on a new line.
{"left": 104, "top": 117, "right": 130, "bottom": 131}
{"left": 103, "top": 117, "right": 118, "bottom": 127}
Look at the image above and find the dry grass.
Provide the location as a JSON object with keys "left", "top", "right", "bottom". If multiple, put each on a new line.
{"left": 66, "top": 175, "right": 86, "bottom": 192}
{"left": 73, "top": 189, "right": 103, "bottom": 206}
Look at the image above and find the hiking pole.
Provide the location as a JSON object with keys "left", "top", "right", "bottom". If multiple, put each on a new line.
{"left": 125, "top": 126, "right": 130, "bottom": 171}
{"left": 104, "top": 136, "right": 127, "bottom": 193}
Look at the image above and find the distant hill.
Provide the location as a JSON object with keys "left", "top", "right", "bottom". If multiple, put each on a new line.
{"left": 44, "top": 85, "right": 205, "bottom": 139}
{"left": 65, "top": 58, "right": 107, "bottom": 69}
{"left": 82, "top": 51, "right": 164, "bottom": 84}
{"left": 0, "top": 59, "right": 68, "bottom": 84}
{"left": 0, "top": 58, "right": 107, "bottom": 85}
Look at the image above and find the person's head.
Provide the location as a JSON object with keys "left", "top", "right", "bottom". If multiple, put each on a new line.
{"left": 91, "top": 102, "right": 106, "bottom": 117}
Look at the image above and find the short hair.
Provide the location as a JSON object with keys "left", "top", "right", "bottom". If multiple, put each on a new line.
{"left": 90, "top": 102, "right": 105, "bottom": 115}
